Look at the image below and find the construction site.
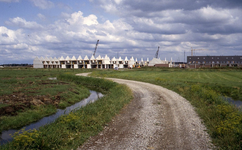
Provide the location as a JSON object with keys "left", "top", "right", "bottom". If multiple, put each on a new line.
{"left": 33, "top": 41, "right": 173, "bottom": 69}
{"left": 33, "top": 41, "right": 241, "bottom": 69}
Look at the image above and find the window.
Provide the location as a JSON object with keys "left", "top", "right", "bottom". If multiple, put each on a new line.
{"left": 217, "top": 61, "right": 219, "bottom": 64}
{"left": 203, "top": 61, "right": 206, "bottom": 64}
{"left": 232, "top": 57, "right": 234, "bottom": 59}
{"left": 226, "top": 57, "right": 228, "bottom": 59}
{"left": 240, "top": 57, "right": 242, "bottom": 59}
{"left": 227, "top": 61, "right": 230, "bottom": 64}
{"left": 212, "top": 61, "right": 215, "bottom": 64}
{"left": 212, "top": 57, "right": 214, "bottom": 59}
{"left": 217, "top": 57, "right": 219, "bottom": 59}
{"left": 189, "top": 58, "right": 191, "bottom": 59}
{"left": 203, "top": 57, "right": 205, "bottom": 59}
{"left": 198, "top": 57, "right": 199, "bottom": 59}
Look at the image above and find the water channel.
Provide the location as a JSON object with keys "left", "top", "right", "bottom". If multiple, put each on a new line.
{"left": 0, "top": 90, "right": 103, "bottom": 145}
{"left": 223, "top": 96, "right": 242, "bottom": 109}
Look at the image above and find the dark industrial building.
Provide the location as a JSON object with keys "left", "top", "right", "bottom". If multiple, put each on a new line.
{"left": 187, "top": 56, "right": 242, "bottom": 68}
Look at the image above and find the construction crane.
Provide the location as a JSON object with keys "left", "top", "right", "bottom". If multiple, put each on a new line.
{"left": 155, "top": 46, "right": 159, "bottom": 58}
{"left": 93, "top": 40, "right": 99, "bottom": 57}
{"left": 191, "top": 47, "right": 208, "bottom": 56}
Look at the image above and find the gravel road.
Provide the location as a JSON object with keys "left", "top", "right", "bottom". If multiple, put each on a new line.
{"left": 76, "top": 74, "right": 212, "bottom": 150}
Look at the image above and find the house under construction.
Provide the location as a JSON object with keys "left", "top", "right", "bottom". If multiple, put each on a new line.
{"left": 33, "top": 55, "right": 150, "bottom": 69}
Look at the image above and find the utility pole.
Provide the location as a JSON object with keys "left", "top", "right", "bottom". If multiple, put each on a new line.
{"left": 184, "top": 51, "right": 185, "bottom": 64}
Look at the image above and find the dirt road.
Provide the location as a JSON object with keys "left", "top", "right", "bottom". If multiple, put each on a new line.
{"left": 76, "top": 74, "right": 212, "bottom": 149}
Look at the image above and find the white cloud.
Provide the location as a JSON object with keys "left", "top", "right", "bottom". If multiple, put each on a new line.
{"left": 29, "top": 0, "right": 54, "bottom": 9}
{"left": 1, "top": 1, "right": 242, "bottom": 64}
{"left": 66, "top": 11, "right": 98, "bottom": 26}
{"left": 83, "top": 14, "right": 98, "bottom": 26}
{"left": 5, "top": 43, "right": 28, "bottom": 49}
{"left": 114, "top": 0, "right": 122, "bottom": 4}
{"left": 194, "top": 6, "right": 234, "bottom": 24}
{"left": 0, "top": 26, "right": 23, "bottom": 44}
{"left": 37, "top": 13, "right": 46, "bottom": 20}
{"left": 44, "top": 35, "right": 59, "bottom": 43}
{"left": 5, "top": 17, "right": 43, "bottom": 29}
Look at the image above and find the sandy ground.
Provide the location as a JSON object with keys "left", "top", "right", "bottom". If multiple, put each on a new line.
{"left": 76, "top": 73, "right": 212, "bottom": 150}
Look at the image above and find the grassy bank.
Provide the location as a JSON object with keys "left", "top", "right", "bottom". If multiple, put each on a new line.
{"left": 0, "top": 69, "right": 90, "bottom": 133}
{"left": 1, "top": 74, "right": 133, "bottom": 150}
{"left": 91, "top": 68, "right": 242, "bottom": 149}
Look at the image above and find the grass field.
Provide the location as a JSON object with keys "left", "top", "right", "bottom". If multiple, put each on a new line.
{"left": 92, "top": 68, "right": 242, "bottom": 100}
{"left": 91, "top": 67, "right": 242, "bottom": 149}
{"left": 1, "top": 67, "right": 242, "bottom": 149}
{"left": 1, "top": 74, "right": 133, "bottom": 150}
{"left": 0, "top": 68, "right": 91, "bottom": 133}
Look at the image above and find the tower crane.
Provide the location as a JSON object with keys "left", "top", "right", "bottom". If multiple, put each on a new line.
{"left": 93, "top": 40, "right": 99, "bottom": 57}
{"left": 155, "top": 46, "right": 159, "bottom": 58}
{"left": 191, "top": 47, "right": 208, "bottom": 56}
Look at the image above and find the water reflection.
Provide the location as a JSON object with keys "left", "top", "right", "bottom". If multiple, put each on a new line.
{"left": 223, "top": 96, "right": 242, "bottom": 109}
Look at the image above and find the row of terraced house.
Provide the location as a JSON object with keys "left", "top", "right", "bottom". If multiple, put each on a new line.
{"left": 187, "top": 56, "right": 242, "bottom": 68}
{"left": 33, "top": 55, "right": 150, "bottom": 69}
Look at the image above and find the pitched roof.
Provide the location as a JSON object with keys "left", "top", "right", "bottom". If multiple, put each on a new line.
{"left": 71, "top": 56, "right": 76, "bottom": 60}
{"left": 111, "top": 57, "right": 116, "bottom": 61}
{"left": 96, "top": 55, "right": 102, "bottom": 59}
{"left": 77, "top": 55, "right": 82, "bottom": 60}
{"left": 44, "top": 57, "right": 50, "bottom": 61}
{"left": 90, "top": 55, "right": 95, "bottom": 60}
{"left": 118, "top": 57, "right": 123, "bottom": 61}
{"left": 40, "top": 57, "right": 44, "bottom": 61}
{"left": 59, "top": 56, "right": 65, "bottom": 60}
{"left": 84, "top": 55, "right": 89, "bottom": 60}
{"left": 130, "top": 56, "right": 134, "bottom": 61}
{"left": 65, "top": 56, "right": 71, "bottom": 60}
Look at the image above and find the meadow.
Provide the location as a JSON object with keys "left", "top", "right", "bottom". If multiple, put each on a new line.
{"left": 91, "top": 67, "right": 242, "bottom": 150}
{"left": 0, "top": 68, "right": 91, "bottom": 132}
{"left": 0, "top": 69, "right": 133, "bottom": 149}
{"left": 1, "top": 67, "right": 242, "bottom": 149}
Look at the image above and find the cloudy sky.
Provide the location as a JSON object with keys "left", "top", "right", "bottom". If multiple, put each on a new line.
{"left": 0, "top": 0, "right": 242, "bottom": 64}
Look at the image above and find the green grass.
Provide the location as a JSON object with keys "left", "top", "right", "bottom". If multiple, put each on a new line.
{"left": 0, "top": 105, "right": 56, "bottom": 132}
{"left": 0, "top": 68, "right": 90, "bottom": 96}
{"left": 1, "top": 75, "right": 133, "bottom": 150}
{"left": 0, "top": 104, "right": 9, "bottom": 109}
{"left": 0, "top": 69, "right": 91, "bottom": 133}
{"left": 90, "top": 67, "right": 242, "bottom": 149}
{"left": 2, "top": 67, "right": 241, "bottom": 149}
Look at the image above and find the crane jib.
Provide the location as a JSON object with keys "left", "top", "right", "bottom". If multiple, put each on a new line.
{"left": 93, "top": 40, "right": 99, "bottom": 57}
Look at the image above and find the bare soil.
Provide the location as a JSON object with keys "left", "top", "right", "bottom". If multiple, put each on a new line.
{"left": 77, "top": 74, "right": 213, "bottom": 150}
{"left": 0, "top": 92, "right": 61, "bottom": 116}
{"left": 0, "top": 80, "right": 68, "bottom": 116}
